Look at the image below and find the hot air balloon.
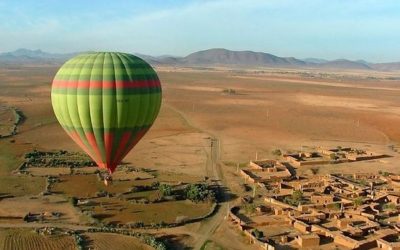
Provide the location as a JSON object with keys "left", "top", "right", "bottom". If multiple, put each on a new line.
{"left": 51, "top": 52, "right": 162, "bottom": 175}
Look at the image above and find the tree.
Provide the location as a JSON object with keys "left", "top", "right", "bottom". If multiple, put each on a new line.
{"left": 353, "top": 197, "right": 364, "bottom": 207}
{"left": 158, "top": 184, "right": 173, "bottom": 197}
{"left": 284, "top": 190, "right": 304, "bottom": 206}
{"left": 252, "top": 229, "right": 264, "bottom": 239}
{"left": 185, "top": 183, "right": 214, "bottom": 202}
{"left": 69, "top": 197, "right": 78, "bottom": 206}
{"left": 292, "top": 190, "right": 303, "bottom": 201}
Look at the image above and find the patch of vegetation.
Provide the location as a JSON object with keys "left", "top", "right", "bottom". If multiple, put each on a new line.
{"left": 283, "top": 190, "right": 305, "bottom": 206}
{"left": 0, "top": 107, "right": 25, "bottom": 139}
{"left": 310, "top": 167, "right": 319, "bottom": 175}
{"left": 184, "top": 183, "right": 215, "bottom": 202}
{"left": 158, "top": 184, "right": 173, "bottom": 197}
{"left": 271, "top": 149, "right": 282, "bottom": 156}
{"left": 329, "top": 153, "right": 339, "bottom": 160}
{"left": 243, "top": 203, "right": 257, "bottom": 215}
{"left": 200, "top": 240, "right": 225, "bottom": 250}
{"left": 353, "top": 197, "right": 364, "bottom": 207}
{"left": 332, "top": 203, "right": 341, "bottom": 210}
{"left": 24, "top": 150, "right": 95, "bottom": 168}
{"left": 252, "top": 229, "right": 264, "bottom": 239}
{"left": 383, "top": 203, "right": 396, "bottom": 211}
{"left": 379, "top": 170, "right": 390, "bottom": 177}
{"left": 222, "top": 88, "right": 236, "bottom": 95}
{"left": 69, "top": 196, "right": 78, "bottom": 206}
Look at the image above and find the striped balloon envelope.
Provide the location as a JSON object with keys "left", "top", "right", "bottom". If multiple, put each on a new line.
{"left": 51, "top": 52, "right": 162, "bottom": 173}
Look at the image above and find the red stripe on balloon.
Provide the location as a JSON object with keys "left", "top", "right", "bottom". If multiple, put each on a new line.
{"left": 109, "top": 131, "right": 132, "bottom": 172}
{"left": 85, "top": 132, "right": 104, "bottom": 168}
{"left": 67, "top": 131, "right": 97, "bottom": 163}
{"left": 53, "top": 80, "right": 160, "bottom": 89}
{"left": 104, "top": 132, "right": 113, "bottom": 165}
{"left": 111, "top": 128, "right": 149, "bottom": 170}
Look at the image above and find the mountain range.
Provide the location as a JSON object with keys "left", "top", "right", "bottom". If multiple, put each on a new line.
{"left": 0, "top": 48, "right": 399, "bottom": 71}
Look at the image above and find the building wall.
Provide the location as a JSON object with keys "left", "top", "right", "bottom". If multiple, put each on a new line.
{"left": 297, "top": 235, "right": 320, "bottom": 248}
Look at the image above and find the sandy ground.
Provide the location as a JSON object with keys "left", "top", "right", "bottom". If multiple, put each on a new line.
{"left": 1, "top": 66, "right": 400, "bottom": 249}
{"left": 0, "top": 196, "right": 82, "bottom": 224}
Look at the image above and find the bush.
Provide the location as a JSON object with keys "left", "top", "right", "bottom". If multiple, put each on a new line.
{"left": 283, "top": 191, "right": 304, "bottom": 206}
{"left": 158, "top": 184, "right": 173, "bottom": 197}
{"left": 184, "top": 183, "right": 214, "bottom": 202}
{"left": 353, "top": 197, "right": 364, "bottom": 207}
{"left": 329, "top": 153, "right": 338, "bottom": 160}
{"left": 383, "top": 203, "right": 396, "bottom": 210}
{"left": 243, "top": 203, "right": 257, "bottom": 215}
{"left": 252, "top": 229, "right": 263, "bottom": 239}
{"left": 292, "top": 190, "right": 303, "bottom": 201}
{"left": 272, "top": 149, "right": 282, "bottom": 156}
{"left": 69, "top": 197, "right": 78, "bottom": 206}
{"left": 151, "top": 181, "right": 160, "bottom": 189}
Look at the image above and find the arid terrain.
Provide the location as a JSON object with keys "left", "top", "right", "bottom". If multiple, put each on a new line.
{"left": 0, "top": 64, "right": 400, "bottom": 250}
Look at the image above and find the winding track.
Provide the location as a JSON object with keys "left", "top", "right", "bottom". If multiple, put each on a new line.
{"left": 166, "top": 103, "right": 230, "bottom": 250}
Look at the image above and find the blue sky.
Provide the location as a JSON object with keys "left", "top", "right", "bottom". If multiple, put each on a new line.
{"left": 0, "top": 0, "right": 399, "bottom": 62}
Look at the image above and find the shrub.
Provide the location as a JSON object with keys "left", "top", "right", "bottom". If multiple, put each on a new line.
{"left": 383, "top": 203, "right": 396, "bottom": 210}
{"left": 184, "top": 183, "right": 214, "bottom": 202}
{"left": 69, "top": 197, "right": 78, "bottom": 206}
{"left": 252, "top": 229, "right": 263, "bottom": 239}
{"left": 158, "top": 184, "right": 173, "bottom": 197}
{"left": 272, "top": 149, "right": 282, "bottom": 156}
{"left": 353, "top": 197, "right": 364, "bottom": 207}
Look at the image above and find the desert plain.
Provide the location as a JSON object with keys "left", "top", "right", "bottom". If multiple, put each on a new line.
{"left": 0, "top": 64, "right": 400, "bottom": 249}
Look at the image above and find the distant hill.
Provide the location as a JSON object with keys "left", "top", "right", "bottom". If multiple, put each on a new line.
{"left": 302, "top": 58, "right": 328, "bottom": 64}
{"left": 319, "top": 59, "right": 372, "bottom": 70}
{"left": 0, "top": 49, "right": 76, "bottom": 64}
{"left": 181, "top": 48, "right": 306, "bottom": 67}
{"left": 1, "top": 48, "right": 400, "bottom": 71}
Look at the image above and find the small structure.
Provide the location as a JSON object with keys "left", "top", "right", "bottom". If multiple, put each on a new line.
{"left": 296, "top": 234, "right": 320, "bottom": 248}
{"left": 311, "top": 194, "right": 334, "bottom": 205}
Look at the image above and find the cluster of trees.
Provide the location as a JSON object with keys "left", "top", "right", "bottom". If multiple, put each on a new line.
{"left": 135, "top": 181, "right": 216, "bottom": 202}
{"left": 184, "top": 183, "right": 215, "bottom": 202}
{"left": 24, "top": 150, "right": 95, "bottom": 167}
{"left": 283, "top": 190, "right": 305, "bottom": 206}
{"left": 155, "top": 183, "right": 215, "bottom": 202}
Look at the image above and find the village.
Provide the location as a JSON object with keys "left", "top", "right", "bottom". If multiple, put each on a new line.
{"left": 229, "top": 146, "right": 400, "bottom": 250}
